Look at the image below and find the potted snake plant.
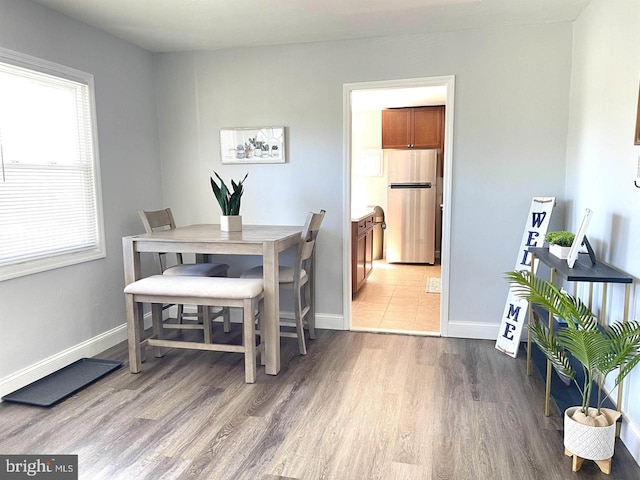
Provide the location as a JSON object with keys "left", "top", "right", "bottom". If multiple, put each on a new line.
{"left": 505, "top": 269, "right": 640, "bottom": 473}
{"left": 210, "top": 171, "right": 248, "bottom": 231}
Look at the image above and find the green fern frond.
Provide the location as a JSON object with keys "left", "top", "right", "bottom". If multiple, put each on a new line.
{"left": 529, "top": 321, "right": 576, "bottom": 381}
{"left": 617, "top": 355, "right": 640, "bottom": 388}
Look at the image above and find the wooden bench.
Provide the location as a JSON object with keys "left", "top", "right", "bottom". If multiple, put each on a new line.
{"left": 124, "top": 275, "right": 264, "bottom": 383}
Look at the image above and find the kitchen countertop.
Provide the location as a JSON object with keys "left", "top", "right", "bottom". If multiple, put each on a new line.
{"left": 351, "top": 208, "right": 375, "bottom": 223}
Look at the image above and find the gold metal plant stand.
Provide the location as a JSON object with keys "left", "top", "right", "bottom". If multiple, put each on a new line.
{"left": 525, "top": 248, "right": 631, "bottom": 432}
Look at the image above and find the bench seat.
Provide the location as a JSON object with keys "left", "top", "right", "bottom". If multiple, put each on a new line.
{"left": 124, "top": 275, "right": 264, "bottom": 383}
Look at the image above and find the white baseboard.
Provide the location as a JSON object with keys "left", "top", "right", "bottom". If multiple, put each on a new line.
{"left": 445, "top": 321, "right": 500, "bottom": 340}
{"left": 315, "top": 313, "right": 347, "bottom": 330}
{"left": 278, "top": 312, "right": 345, "bottom": 330}
{"left": 0, "top": 323, "right": 128, "bottom": 399}
{"left": 621, "top": 414, "right": 640, "bottom": 466}
{"left": 280, "top": 312, "right": 346, "bottom": 330}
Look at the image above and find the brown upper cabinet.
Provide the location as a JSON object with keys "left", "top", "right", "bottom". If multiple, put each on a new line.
{"left": 382, "top": 106, "right": 444, "bottom": 149}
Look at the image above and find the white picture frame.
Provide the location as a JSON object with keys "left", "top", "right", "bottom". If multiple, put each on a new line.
{"left": 220, "top": 126, "right": 286, "bottom": 164}
{"left": 567, "top": 208, "right": 593, "bottom": 268}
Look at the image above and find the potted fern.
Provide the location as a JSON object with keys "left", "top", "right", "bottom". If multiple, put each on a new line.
{"left": 210, "top": 171, "right": 248, "bottom": 231}
{"left": 505, "top": 270, "right": 640, "bottom": 473}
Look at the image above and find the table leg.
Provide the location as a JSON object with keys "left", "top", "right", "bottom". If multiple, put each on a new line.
{"left": 152, "top": 303, "right": 164, "bottom": 358}
{"left": 262, "top": 241, "right": 281, "bottom": 375}
{"left": 122, "top": 236, "right": 140, "bottom": 286}
{"left": 125, "top": 294, "right": 142, "bottom": 373}
{"left": 123, "top": 236, "right": 142, "bottom": 373}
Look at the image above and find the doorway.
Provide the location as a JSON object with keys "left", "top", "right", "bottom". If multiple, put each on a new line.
{"left": 352, "top": 259, "right": 442, "bottom": 332}
{"left": 342, "top": 76, "right": 455, "bottom": 336}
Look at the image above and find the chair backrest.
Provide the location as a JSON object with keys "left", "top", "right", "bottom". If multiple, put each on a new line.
{"left": 138, "top": 208, "right": 183, "bottom": 273}
{"left": 294, "top": 210, "right": 325, "bottom": 286}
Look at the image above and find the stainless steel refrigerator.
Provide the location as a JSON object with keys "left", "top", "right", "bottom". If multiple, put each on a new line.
{"left": 386, "top": 149, "right": 437, "bottom": 264}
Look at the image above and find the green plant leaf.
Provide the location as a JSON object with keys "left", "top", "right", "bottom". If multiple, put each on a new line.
{"left": 600, "top": 321, "right": 640, "bottom": 386}
{"left": 530, "top": 321, "right": 576, "bottom": 381}
{"left": 505, "top": 270, "right": 593, "bottom": 330}
{"left": 556, "top": 327, "right": 606, "bottom": 375}
{"left": 210, "top": 176, "right": 227, "bottom": 213}
{"left": 617, "top": 354, "right": 640, "bottom": 388}
{"left": 209, "top": 171, "right": 248, "bottom": 216}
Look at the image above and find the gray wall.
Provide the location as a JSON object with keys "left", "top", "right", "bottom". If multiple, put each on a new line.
{"left": 155, "top": 23, "right": 572, "bottom": 337}
{"left": 565, "top": 0, "right": 640, "bottom": 462}
{"left": 0, "top": 0, "right": 161, "bottom": 381}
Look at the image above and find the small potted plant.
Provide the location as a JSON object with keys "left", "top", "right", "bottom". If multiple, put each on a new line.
{"left": 505, "top": 270, "right": 640, "bottom": 474}
{"left": 210, "top": 171, "right": 248, "bottom": 232}
{"left": 545, "top": 230, "right": 575, "bottom": 259}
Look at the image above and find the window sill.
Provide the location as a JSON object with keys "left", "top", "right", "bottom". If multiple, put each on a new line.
{"left": 0, "top": 247, "right": 106, "bottom": 282}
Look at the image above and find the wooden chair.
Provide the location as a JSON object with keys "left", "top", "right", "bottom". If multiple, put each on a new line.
{"left": 139, "top": 208, "right": 231, "bottom": 335}
{"left": 240, "top": 210, "right": 325, "bottom": 355}
{"left": 124, "top": 276, "right": 264, "bottom": 383}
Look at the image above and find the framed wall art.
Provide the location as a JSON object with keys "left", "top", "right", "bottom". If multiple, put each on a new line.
{"left": 220, "top": 126, "right": 286, "bottom": 164}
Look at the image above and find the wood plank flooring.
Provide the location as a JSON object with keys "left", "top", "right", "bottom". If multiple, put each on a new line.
{"left": 1, "top": 328, "right": 638, "bottom": 479}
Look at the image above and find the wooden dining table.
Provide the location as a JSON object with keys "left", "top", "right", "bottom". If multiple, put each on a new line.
{"left": 122, "top": 224, "right": 303, "bottom": 375}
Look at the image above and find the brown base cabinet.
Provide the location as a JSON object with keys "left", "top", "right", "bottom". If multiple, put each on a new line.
{"left": 352, "top": 213, "right": 374, "bottom": 295}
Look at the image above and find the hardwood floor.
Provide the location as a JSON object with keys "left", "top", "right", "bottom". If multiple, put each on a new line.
{"left": 352, "top": 260, "right": 441, "bottom": 333}
{"left": 1, "top": 328, "right": 638, "bottom": 479}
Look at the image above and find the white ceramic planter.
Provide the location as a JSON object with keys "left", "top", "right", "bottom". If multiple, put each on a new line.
{"left": 549, "top": 244, "right": 571, "bottom": 259}
{"left": 564, "top": 407, "right": 618, "bottom": 461}
{"left": 221, "top": 215, "right": 242, "bottom": 232}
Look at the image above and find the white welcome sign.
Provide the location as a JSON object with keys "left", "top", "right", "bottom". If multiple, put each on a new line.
{"left": 495, "top": 197, "right": 555, "bottom": 358}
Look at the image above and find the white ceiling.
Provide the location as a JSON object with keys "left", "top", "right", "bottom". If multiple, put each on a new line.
{"left": 31, "top": 0, "right": 591, "bottom": 53}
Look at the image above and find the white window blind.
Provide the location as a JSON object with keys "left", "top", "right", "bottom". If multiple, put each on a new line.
{"left": 0, "top": 49, "right": 104, "bottom": 281}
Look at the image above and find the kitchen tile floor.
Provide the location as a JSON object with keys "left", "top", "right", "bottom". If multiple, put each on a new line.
{"left": 351, "top": 259, "right": 441, "bottom": 333}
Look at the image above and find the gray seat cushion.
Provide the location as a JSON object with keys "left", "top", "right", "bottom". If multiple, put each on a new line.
{"left": 163, "top": 263, "right": 229, "bottom": 277}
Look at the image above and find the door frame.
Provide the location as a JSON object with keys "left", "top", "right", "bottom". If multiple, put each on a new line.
{"left": 342, "top": 75, "right": 455, "bottom": 336}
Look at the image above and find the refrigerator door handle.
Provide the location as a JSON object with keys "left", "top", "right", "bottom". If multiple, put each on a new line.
{"left": 389, "top": 182, "right": 432, "bottom": 189}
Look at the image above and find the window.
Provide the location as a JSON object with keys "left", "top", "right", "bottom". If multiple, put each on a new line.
{"left": 0, "top": 48, "right": 104, "bottom": 281}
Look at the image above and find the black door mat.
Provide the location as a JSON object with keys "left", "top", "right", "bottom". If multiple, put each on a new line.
{"left": 1, "top": 358, "right": 123, "bottom": 407}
